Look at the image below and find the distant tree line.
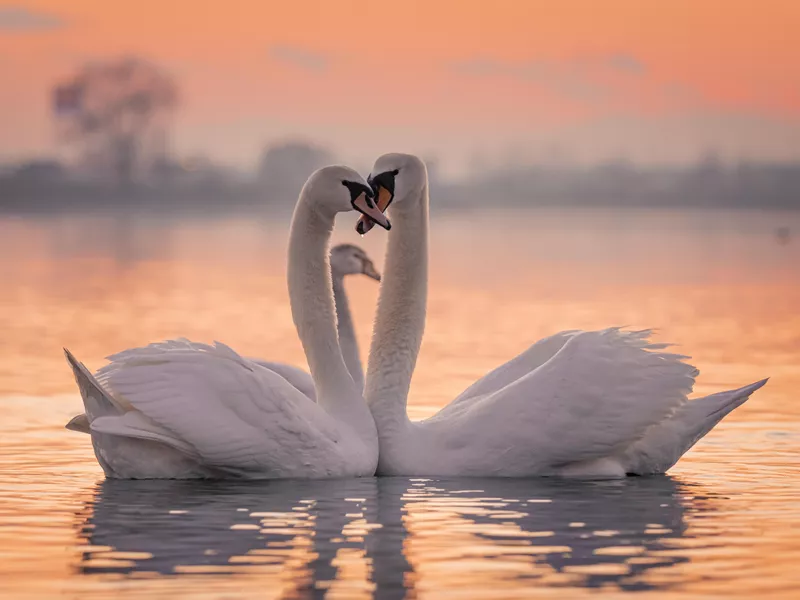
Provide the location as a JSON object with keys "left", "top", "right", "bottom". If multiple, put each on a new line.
{"left": 2, "top": 150, "right": 799, "bottom": 215}
{"left": 441, "top": 158, "right": 800, "bottom": 210}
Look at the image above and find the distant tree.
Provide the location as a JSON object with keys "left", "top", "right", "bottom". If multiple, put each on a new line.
{"left": 52, "top": 57, "right": 178, "bottom": 185}
{"left": 258, "top": 140, "right": 335, "bottom": 200}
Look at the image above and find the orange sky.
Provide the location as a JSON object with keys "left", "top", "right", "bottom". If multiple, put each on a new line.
{"left": 1, "top": 0, "right": 799, "bottom": 174}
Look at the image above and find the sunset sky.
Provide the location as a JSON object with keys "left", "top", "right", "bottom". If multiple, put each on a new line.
{"left": 1, "top": 0, "right": 799, "bottom": 175}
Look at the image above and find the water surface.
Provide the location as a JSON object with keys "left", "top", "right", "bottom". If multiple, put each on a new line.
{"left": 1, "top": 209, "right": 799, "bottom": 598}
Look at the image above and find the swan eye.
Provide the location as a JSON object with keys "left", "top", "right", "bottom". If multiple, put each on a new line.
{"left": 341, "top": 180, "right": 373, "bottom": 204}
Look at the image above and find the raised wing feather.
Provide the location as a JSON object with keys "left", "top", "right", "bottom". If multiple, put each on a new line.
{"left": 464, "top": 328, "right": 698, "bottom": 469}
{"left": 449, "top": 330, "right": 579, "bottom": 405}
{"left": 98, "top": 338, "right": 317, "bottom": 400}
{"left": 96, "top": 338, "right": 221, "bottom": 386}
{"left": 101, "top": 341, "right": 349, "bottom": 477}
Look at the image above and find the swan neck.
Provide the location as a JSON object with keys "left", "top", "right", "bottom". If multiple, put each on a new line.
{"left": 365, "top": 184, "right": 429, "bottom": 440}
{"left": 287, "top": 198, "right": 375, "bottom": 443}
{"left": 332, "top": 275, "right": 364, "bottom": 392}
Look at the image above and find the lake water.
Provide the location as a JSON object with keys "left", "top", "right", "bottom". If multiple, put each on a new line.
{"left": 1, "top": 208, "right": 799, "bottom": 598}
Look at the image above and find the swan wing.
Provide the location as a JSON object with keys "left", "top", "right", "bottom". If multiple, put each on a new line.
{"left": 100, "top": 340, "right": 349, "bottom": 477}
{"left": 96, "top": 338, "right": 214, "bottom": 386}
{"left": 450, "top": 330, "right": 580, "bottom": 405}
{"left": 466, "top": 328, "right": 698, "bottom": 468}
{"left": 98, "top": 338, "right": 318, "bottom": 401}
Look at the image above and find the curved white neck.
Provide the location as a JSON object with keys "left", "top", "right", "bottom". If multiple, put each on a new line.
{"left": 364, "top": 185, "right": 429, "bottom": 444}
{"left": 332, "top": 275, "right": 364, "bottom": 393}
{"left": 287, "top": 198, "right": 376, "bottom": 444}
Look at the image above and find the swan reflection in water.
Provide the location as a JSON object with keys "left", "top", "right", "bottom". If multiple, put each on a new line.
{"left": 75, "top": 476, "right": 714, "bottom": 596}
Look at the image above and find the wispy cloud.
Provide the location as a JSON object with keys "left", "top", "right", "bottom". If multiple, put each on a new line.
{"left": 0, "top": 6, "right": 65, "bottom": 31}
{"left": 451, "top": 53, "right": 647, "bottom": 102}
{"left": 268, "top": 45, "right": 329, "bottom": 72}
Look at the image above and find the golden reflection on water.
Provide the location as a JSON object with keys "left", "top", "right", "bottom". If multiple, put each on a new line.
{"left": 1, "top": 210, "right": 799, "bottom": 416}
{"left": 1, "top": 210, "right": 799, "bottom": 598}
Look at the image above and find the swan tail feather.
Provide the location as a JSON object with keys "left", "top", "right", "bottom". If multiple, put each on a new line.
{"left": 65, "top": 413, "right": 91, "bottom": 434}
{"left": 64, "top": 348, "right": 127, "bottom": 426}
{"left": 623, "top": 378, "right": 768, "bottom": 474}
{"left": 66, "top": 344, "right": 220, "bottom": 479}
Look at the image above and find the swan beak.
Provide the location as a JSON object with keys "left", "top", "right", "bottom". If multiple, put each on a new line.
{"left": 352, "top": 193, "right": 391, "bottom": 231}
{"left": 362, "top": 259, "right": 381, "bottom": 282}
{"left": 356, "top": 215, "right": 375, "bottom": 235}
{"left": 356, "top": 182, "right": 394, "bottom": 235}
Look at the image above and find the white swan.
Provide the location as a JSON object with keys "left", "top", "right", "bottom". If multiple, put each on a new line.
{"left": 247, "top": 243, "right": 380, "bottom": 398}
{"left": 66, "top": 244, "right": 379, "bottom": 425}
{"left": 356, "top": 152, "right": 769, "bottom": 479}
{"left": 63, "top": 165, "right": 389, "bottom": 479}
{"left": 67, "top": 244, "right": 380, "bottom": 420}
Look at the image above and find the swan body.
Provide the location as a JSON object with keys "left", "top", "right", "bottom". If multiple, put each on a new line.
{"left": 359, "top": 153, "right": 768, "bottom": 479}
{"left": 65, "top": 166, "right": 388, "bottom": 479}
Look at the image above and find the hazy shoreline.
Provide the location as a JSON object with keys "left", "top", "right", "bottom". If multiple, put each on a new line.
{"left": 2, "top": 176, "right": 799, "bottom": 217}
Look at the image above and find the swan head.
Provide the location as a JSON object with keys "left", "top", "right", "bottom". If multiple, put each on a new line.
{"left": 303, "top": 165, "right": 390, "bottom": 230}
{"left": 355, "top": 153, "right": 427, "bottom": 234}
{"left": 330, "top": 243, "right": 381, "bottom": 281}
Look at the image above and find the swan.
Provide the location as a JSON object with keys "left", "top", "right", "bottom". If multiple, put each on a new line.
{"left": 66, "top": 244, "right": 380, "bottom": 426}
{"left": 355, "top": 152, "right": 769, "bottom": 479}
{"left": 66, "top": 244, "right": 381, "bottom": 422}
{"left": 63, "top": 165, "right": 390, "bottom": 479}
{"left": 66, "top": 244, "right": 380, "bottom": 424}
